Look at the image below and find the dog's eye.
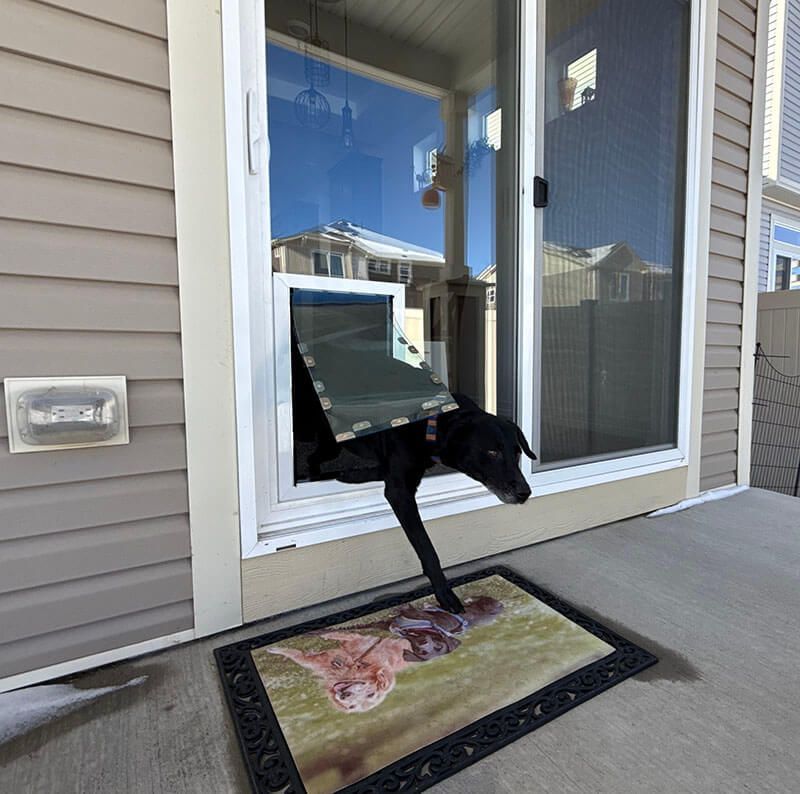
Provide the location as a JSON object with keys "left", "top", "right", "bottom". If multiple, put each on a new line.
{"left": 487, "top": 450, "right": 501, "bottom": 459}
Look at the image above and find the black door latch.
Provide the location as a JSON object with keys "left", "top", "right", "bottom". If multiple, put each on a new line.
{"left": 533, "top": 176, "right": 549, "bottom": 208}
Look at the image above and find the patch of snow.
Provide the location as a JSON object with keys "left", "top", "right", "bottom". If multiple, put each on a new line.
{"left": 646, "top": 484, "right": 748, "bottom": 518}
{"left": 0, "top": 675, "right": 147, "bottom": 746}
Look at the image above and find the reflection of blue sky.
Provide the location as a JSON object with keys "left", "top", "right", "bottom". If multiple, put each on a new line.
{"left": 267, "top": 42, "right": 497, "bottom": 275}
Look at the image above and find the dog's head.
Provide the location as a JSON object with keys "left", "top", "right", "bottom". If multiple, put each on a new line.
{"left": 326, "top": 669, "right": 394, "bottom": 712}
{"left": 440, "top": 409, "right": 536, "bottom": 504}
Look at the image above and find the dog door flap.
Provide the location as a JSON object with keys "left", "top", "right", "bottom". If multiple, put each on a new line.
{"left": 291, "top": 289, "right": 457, "bottom": 442}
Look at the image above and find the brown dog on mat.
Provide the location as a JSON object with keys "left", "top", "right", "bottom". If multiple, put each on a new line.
{"left": 268, "top": 595, "right": 503, "bottom": 712}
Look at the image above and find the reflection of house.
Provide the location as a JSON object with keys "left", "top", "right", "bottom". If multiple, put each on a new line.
{"left": 272, "top": 219, "right": 444, "bottom": 306}
{"left": 541, "top": 241, "right": 671, "bottom": 306}
{"left": 273, "top": 218, "right": 445, "bottom": 356}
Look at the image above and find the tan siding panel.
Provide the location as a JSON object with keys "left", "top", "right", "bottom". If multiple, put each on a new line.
{"left": 0, "top": 275, "right": 179, "bottom": 332}
{"left": 705, "top": 321, "right": 743, "bottom": 347}
{"left": 0, "top": 471, "right": 189, "bottom": 542}
{"left": 704, "top": 367, "right": 742, "bottom": 391}
{"left": 35, "top": 0, "right": 168, "bottom": 38}
{"left": 699, "top": 451, "right": 738, "bottom": 478}
{"left": 719, "top": 0, "right": 756, "bottom": 30}
{"left": 718, "top": 11, "right": 757, "bottom": 56}
{"left": 0, "top": 329, "right": 183, "bottom": 379}
{"left": 125, "top": 380, "right": 185, "bottom": 428}
{"left": 0, "top": 379, "right": 184, "bottom": 437}
{"left": 0, "top": 0, "right": 169, "bottom": 88}
{"left": 0, "top": 600, "right": 192, "bottom": 679}
{"left": 705, "top": 345, "right": 743, "bottom": 368}
{"left": 702, "top": 410, "right": 739, "bottom": 434}
{"left": 716, "top": 35, "right": 755, "bottom": 75}
{"left": 0, "top": 515, "right": 190, "bottom": 594}
{"left": 709, "top": 229, "right": 745, "bottom": 259}
{"left": 715, "top": 61, "right": 753, "bottom": 103}
{"left": 707, "top": 276, "right": 744, "bottom": 304}
{"left": 0, "top": 107, "right": 174, "bottom": 188}
{"left": 707, "top": 298, "right": 743, "bottom": 325}
{"left": 715, "top": 86, "right": 752, "bottom": 126}
{"left": 699, "top": 470, "right": 737, "bottom": 491}
{"left": 713, "top": 109, "right": 751, "bottom": 149}
{"left": 709, "top": 253, "right": 745, "bottom": 282}
{"left": 0, "top": 164, "right": 176, "bottom": 237}
{"left": 703, "top": 388, "right": 739, "bottom": 413}
{"left": 710, "top": 205, "right": 747, "bottom": 238}
{"left": 700, "top": 429, "right": 738, "bottom": 456}
{"left": 713, "top": 136, "right": 750, "bottom": 169}
{"left": 712, "top": 157, "right": 748, "bottom": 192}
{"left": 0, "top": 425, "right": 186, "bottom": 491}
{"left": 709, "top": 180, "right": 748, "bottom": 214}
{"left": 0, "top": 50, "right": 171, "bottom": 139}
{"left": 0, "top": 559, "right": 192, "bottom": 644}
{"left": 0, "top": 220, "right": 178, "bottom": 285}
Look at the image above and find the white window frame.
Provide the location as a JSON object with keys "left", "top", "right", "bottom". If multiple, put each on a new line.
{"left": 768, "top": 213, "right": 800, "bottom": 291}
{"left": 223, "top": 0, "right": 706, "bottom": 559}
{"left": 367, "top": 258, "right": 392, "bottom": 275}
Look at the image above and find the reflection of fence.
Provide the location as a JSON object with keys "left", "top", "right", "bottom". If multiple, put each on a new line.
{"left": 751, "top": 344, "right": 800, "bottom": 497}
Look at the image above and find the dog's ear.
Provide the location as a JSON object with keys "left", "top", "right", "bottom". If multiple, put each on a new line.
{"left": 514, "top": 424, "right": 537, "bottom": 460}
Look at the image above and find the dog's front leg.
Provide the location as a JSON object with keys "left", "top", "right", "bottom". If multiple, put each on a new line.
{"left": 384, "top": 479, "right": 464, "bottom": 614}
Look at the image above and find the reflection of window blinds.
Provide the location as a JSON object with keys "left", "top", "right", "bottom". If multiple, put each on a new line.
{"left": 485, "top": 108, "right": 502, "bottom": 150}
{"left": 567, "top": 48, "right": 597, "bottom": 111}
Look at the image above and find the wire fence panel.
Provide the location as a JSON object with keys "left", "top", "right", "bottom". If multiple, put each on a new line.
{"left": 751, "top": 343, "right": 800, "bottom": 497}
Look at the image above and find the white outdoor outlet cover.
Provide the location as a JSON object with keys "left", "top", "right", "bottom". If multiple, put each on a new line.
{"left": 4, "top": 376, "right": 129, "bottom": 454}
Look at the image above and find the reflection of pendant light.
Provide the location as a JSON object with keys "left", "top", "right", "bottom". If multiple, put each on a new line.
{"left": 304, "top": 0, "right": 330, "bottom": 88}
{"left": 341, "top": 0, "right": 354, "bottom": 148}
{"left": 294, "top": 0, "right": 331, "bottom": 128}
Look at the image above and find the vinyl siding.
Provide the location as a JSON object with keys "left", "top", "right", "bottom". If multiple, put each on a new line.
{"left": 780, "top": 0, "right": 800, "bottom": 182}
{"left": 701, "top": 0, "right": 759, "bottom": 491}
{"left": 0, "top": 0, "right": 192, "bottom": 679}
{"left": 758, "top": 199, "right": 800, "bottom": 293}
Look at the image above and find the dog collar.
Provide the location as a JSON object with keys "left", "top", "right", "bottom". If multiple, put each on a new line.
{"left": 426, "top": 416, "right": 441, "bottom": 463}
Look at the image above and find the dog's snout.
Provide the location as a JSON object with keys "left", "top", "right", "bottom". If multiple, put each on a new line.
{"left": 515, "top": 482, "right": 532, "bottom": 503}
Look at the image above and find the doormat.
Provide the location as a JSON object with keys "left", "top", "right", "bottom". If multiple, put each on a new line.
{"left": 215, "top": 567, "right": 656, "bottom": 794}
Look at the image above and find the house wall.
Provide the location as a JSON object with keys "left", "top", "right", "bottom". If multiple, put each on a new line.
{"left": 779, "top": 0, "right": 800, "bottom": 182}
{"left": 758, "top": 197, "right": 800, "bottom": 290}
{"left": 700, "top": 0, "right": 760, "bottom": 492}
{"left": 0, "top": 0, "right": 192, "bottom": 680}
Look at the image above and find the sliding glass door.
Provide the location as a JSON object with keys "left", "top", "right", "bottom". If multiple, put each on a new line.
{"left": 538, "top": 0, "right": 690, "bottom": 466}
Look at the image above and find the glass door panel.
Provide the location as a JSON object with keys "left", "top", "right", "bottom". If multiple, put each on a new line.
{"left": 539, "top": 0, "right": 690, "bottom": 464}
{"left": 265, "top": 0, "right": 520, "bottom": 485}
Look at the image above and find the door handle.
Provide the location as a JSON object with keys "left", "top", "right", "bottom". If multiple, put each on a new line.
{"left": 533, "top": 176, "right": 549, "bottom": 208}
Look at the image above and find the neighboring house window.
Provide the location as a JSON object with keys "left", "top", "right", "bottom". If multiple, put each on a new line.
{"left": 486, "top": 285, "right": 496, "bottom": 305}
{"left": 484, "top": 108, "right": 502, "bottom": 151}
{"left": 566, "top": 48, "right": 597, "bottom": 111}
{"left": 398, "top": 263, "right": 412, "bottom": 283}
{"left": 313, "top": 251, "right": 344, "bottom": 277}
{"left": 770, "top": 220, "right": 800, "bottom": 291}
{"left": 609, "top": 272, "right": 630, "bottom": 302}
{"left": 367, "top": 259, "right": 391, "bottom": 275}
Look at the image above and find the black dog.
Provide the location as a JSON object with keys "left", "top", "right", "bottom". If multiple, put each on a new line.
{"left": 292, "top": 341, "right": 536, "bottom": 614}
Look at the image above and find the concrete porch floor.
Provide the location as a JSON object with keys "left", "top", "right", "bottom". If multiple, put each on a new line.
{"left": 2, "top": 487, "right": 799, "bottom": 793}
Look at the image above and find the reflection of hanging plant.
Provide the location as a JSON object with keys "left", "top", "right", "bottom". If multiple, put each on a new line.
{"left": 463, "top": 137, "right": 495, "bottom": 174}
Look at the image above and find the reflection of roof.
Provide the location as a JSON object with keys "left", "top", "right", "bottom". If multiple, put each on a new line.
{"left": 273, "top": 219, "right": 445, "bottom": 265}
{"left": 543, "top": 241, "right": 646, "bottom": 275}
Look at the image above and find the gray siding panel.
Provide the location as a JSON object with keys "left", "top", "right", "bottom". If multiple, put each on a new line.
{"left": 759, "top": 204, "right": 771, "bottom": 292}
{"left": 0, "top": 0, "right": 192, "bottom": 680}
{"left": 701, "top": 0, "right": 759, "bottom": 491}
{"left": 780, "top": 0, "right": 800, "bottom": 182}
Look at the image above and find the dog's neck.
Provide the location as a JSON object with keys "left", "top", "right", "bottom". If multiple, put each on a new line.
{"left": 425, "top": 415, "right": 441, "bottom": 463}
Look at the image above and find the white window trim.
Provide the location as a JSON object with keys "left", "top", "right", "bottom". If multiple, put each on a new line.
{"left": 312, "top": 249, "right": 344, "bottom": 277}
{"left": 768, "top": 213, "right": 800, "bottom": 290}
{"left": 223, "top": 0, "right": 706, "bottom": 560}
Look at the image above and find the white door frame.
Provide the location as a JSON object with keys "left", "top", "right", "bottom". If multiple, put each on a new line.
{"left": 222, "top": 0, "right": 710, "bottom": 560}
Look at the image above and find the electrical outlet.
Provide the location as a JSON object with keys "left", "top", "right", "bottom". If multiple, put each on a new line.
{"left": 4, "top": 376, "right": 129, "bottom": 454}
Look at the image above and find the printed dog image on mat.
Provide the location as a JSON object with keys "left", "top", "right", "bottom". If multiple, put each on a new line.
{"left": 268, "top": 596, "right": 504, "bottom": 713}
{"left": 252, "top": 575, "right": 614, "bottom": 794}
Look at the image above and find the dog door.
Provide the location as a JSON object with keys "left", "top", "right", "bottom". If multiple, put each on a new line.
{"left": 291, "top": 288, "right": 456, "bottom": 459}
